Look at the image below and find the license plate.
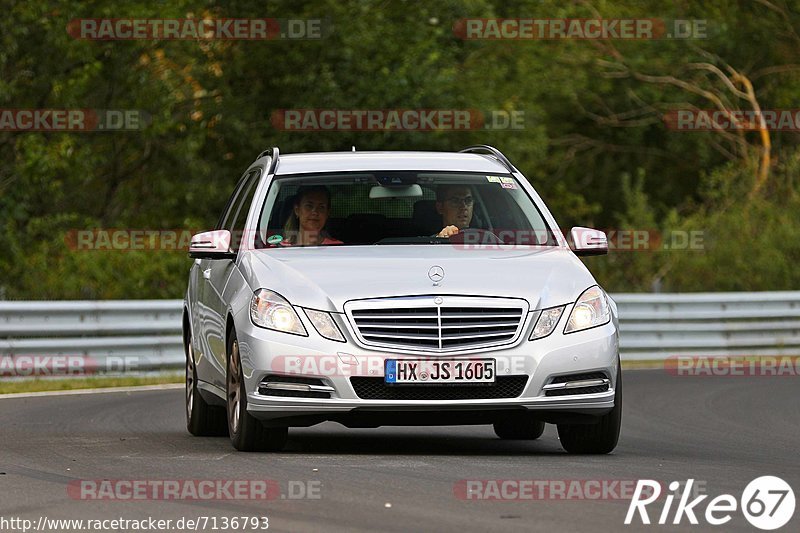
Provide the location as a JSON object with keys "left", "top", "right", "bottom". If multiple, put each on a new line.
{"left": 385, "top": 359, "right": 496, "bottom": 384}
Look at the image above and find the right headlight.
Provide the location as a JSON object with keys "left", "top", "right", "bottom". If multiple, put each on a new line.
{"left": 564, "top": 285, "right": 611, "bottom": 334}
{"left": 250, "top": 289, "right": 307, "bottom": 336}
{"left": 303, "top": 308, "right": 345, "bottom": 342}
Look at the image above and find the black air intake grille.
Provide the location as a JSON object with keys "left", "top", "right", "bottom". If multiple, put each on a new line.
{"left": 544, "top": 371, "right": 610, "bottom": 397}
{"left": 544, "top": 385, "right": 609, "bottom": 397}
{"left": 350, "top": 375, "right": 528, "bottom": 400}
{"left": 258, "top": 374, "right": 331, "bottom": 399}
{"left": 549, "top": 371, "right": 608, "bottom": 384}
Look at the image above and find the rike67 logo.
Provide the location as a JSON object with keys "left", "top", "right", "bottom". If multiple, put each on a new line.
{"left": 626, "top": 477, "right": 795, "bottom": 530}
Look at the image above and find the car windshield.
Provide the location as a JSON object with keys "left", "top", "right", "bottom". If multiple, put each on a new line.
{"left": 255, "top": 171, "right": 557, "bottom": 248}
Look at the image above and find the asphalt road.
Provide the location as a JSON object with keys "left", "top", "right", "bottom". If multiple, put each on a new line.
{"left": 1, "top": 370, "right": 798, "bottom": 532}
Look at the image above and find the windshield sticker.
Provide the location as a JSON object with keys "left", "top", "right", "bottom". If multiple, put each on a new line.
{"left": 486, "top": 176, "right": 502, "bottom": 183}
{"left": 500, "top": 177, "right": 515, "bottom": 184}
{"left": 501, "top": 182, "right": 517, "bottom": 189}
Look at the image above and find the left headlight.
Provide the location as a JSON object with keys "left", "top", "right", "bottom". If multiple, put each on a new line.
{"left": 250, "top": 289, "right": 307, "bottom": 336}
{"left": 529, "top": 306, "right": 566, "bottom": 340}
{"left": 564, "top": 286, "right": 611, "bottom": 334}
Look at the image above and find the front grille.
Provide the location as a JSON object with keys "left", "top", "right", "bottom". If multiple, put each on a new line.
{"left": 350, "top": 375, "right": 528, "bottom": 400}
{"left": 347, "top": 296, "right": 526, "bottom": 352}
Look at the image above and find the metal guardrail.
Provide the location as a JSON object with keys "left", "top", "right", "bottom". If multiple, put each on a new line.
{"left": 0, "top": 300, "right": 183, "bottom": 372}
{"left": 614, "top": 291, "right": 800, "bottom": 359}
{"left": 1, "top": 292, "right": 798, "bottom": 373}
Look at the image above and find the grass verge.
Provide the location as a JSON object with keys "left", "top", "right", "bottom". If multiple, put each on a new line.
{"left": 621, "top": 360, "right": 666, "bottom": 370}
{"left": 0, "top": 373, "right": 183, "bottom": 394}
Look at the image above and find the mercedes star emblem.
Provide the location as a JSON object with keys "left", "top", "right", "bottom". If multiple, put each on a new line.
{"left": 428, "top": 266, "right": 445, "bottom": 283}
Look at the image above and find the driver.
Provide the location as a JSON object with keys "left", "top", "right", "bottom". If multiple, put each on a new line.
{"left": 435, "top": 185, "right": 474, "bottom": 237}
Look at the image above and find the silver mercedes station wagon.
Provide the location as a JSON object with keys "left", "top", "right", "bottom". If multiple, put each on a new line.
{"left": 184, "top": 145, "right": 621, "bottom": 453}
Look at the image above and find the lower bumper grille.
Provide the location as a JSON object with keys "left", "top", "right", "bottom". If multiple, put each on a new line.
{"left": 544, "top": 385, "right": 609, "bottom": 397}
{"left": 350, "top": 376, "right": 528, "bottom": 401}
{"left": 543, "top": 371, "right": 610, "bottom": 397}
{"left": 260, "top": 389, "right": 332, "bottom": 399}
{"left": 258, "top": 374, "right": 334, "bottom": 399}
{"left": 549, "top": 371, "right": 608, "bottom": 383}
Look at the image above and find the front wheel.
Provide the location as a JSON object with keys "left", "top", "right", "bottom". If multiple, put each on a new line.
{"left": 186, "top": 333, "right": 227, "bottom": 436}
{"left": 226, "top": 330, "right": 288, "bottom": 452}
{"left": 557, "top": 365, "right": 622, "bottom": 454}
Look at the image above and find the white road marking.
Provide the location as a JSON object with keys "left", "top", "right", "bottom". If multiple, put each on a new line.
{"left": 0, "top": 383, "right": 183, "bottom": 399}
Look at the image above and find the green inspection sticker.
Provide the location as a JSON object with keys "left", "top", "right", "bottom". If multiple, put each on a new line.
{"left": 267, "top": 234, "right": 284, "bottom": 244}
{"left": 486, "top": 176, "right": 502, "bottom": 183}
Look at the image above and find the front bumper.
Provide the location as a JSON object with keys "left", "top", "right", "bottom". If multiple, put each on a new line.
{"left": 234, "top": 305, "right": 619, "bottom": 426}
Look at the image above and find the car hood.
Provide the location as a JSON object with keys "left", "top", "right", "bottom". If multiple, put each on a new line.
{"left": 240, "top": 245, "right": 597, "bottom": 312}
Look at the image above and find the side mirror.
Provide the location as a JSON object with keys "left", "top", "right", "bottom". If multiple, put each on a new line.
{"left": 569, "top": 227, "right": 608, "bottom": 256}
{"left": 189, "top": 230, "right": 237, "bottom": 260}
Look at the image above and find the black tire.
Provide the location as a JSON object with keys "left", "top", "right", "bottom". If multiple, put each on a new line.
{"left": 226, "top": 330, "right": 288, "bottom": 452}
{"left": 185, "top": 333, "right": 228, "bottom": 436}
{"left": 493, "top": 417, "right": 546, "bottom": 440}
{"left": 557, "top": 364, "right": 622, "bottom": 454}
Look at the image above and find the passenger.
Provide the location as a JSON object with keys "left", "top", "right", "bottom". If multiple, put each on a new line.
{"left": 282, "top": 185, "right": 343, "bottom": 246}
{"left": 435, "top": 185, "right": 474, "bottom": 237}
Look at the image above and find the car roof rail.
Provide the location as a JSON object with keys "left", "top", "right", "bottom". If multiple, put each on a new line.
{"left": 256, "top": 146, "right": 280, "bottom": 175}
{"left": 459, "top": 145, "right": 516, "bottom": 172}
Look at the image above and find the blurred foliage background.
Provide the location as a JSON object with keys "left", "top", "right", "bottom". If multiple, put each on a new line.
{"left": 1, "top": 0, "right": 799, "bottom": 299}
